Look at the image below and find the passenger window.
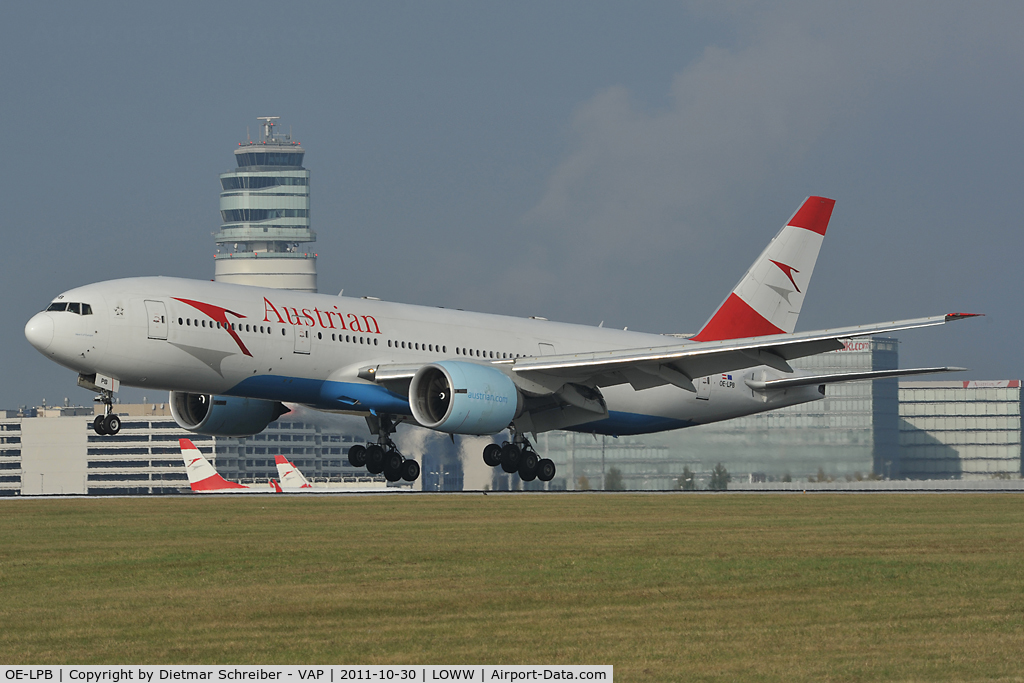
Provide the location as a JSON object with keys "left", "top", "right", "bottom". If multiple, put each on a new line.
{"left": 68, "top": 303, "right": 81, "bottom": 314}
{"left": 374, "top": 338, "right": 378, "bottom": 346}
{"left": 281, "top": 328, "right": 286, "bottom": 336}
{"left": 187, "top": 319, "right": 191, "bottom": 326}
{"left": 317, "top": 332, "right": 322, "bottom": 340}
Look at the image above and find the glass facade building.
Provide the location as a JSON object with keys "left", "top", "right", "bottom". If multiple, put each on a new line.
{"left": 530, "top": 337, "right": 901, "bottom": 489}
{"left": 214, "top": 117, "right": 317, "bottom": 292}
{"left": 899, "top": 380, "right": 1022, "bottom": 479}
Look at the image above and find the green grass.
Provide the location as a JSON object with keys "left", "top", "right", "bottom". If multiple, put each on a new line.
{"left": 1, "top": 493, "right": 1023, "bottom": 681}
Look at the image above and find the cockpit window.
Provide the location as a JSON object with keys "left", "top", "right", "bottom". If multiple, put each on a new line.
{"left": 45, "top": 302, "right": 93, "bottom": 315}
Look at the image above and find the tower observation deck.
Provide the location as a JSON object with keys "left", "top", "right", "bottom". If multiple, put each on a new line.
{"left": 214, "top": 117, "right": 317, "bottom": 292}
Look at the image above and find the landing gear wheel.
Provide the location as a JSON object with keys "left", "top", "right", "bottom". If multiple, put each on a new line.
{"left": 382, "top": 450, "right": 404, "bottom": 480}
{"left": 347, "top": 444, "right": 367, "bottom": 468}
{"left": 537, "top": 458, "right": 556, "bottom": 482}
{"left": 500, "top": 444, "right": 521, "bottom": 473}
{"left": 365, "top": 444, "right": 385, "bottom": 474}
{"left": 482, "top": 443, "right": 502, "bottom": 467}
{"left": 518, "top": 450, "right": 540, "bottom": 481}
{"left": 401, "top": 459, "right": 420, "bottom": 482}
{"left": 103, "top": 414, "right": 121, "bottom": 435}
{"left": 93, "top": 415, "right": 108, "bottom": 436}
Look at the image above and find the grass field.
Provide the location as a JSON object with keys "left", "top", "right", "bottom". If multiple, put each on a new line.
{"left": 1, "top": 493, "right": 1023, "bottom": 681}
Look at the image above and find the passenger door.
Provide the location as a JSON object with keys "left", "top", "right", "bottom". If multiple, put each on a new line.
{"left": 144, "top": 300, "right": 168, "bottom": 340}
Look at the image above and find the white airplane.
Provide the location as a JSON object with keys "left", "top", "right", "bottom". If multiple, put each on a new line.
{"left": 180, "top": 438, "right": 281, "bottom": 493}
{"left": 26, "top": 197, "right": 976, "bottom": 484}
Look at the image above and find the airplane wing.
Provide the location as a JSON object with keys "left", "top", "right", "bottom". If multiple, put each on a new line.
{"left": 507, "top": 313, "right": 981, "bottom": 395}
{"left": 744, "top": 366, "right": 967, "bottom": 392}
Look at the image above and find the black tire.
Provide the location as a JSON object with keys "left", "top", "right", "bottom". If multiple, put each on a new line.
{"left": 383, "top": 450, "right": 404, "bottom": 477}
{"left": 103, "top": 414, "right": 121, "bottom": 435}
{"left": 537, "top": 458, "right": 556, "bottom": 482}
{"left": 93, "top": 415, "right": 108, "bottom": 436}
{"left": 482, "top": 443, "right": 502, "bottom": 467}
{"left": 519, "top": 450, "right": 540, "bottom": 481}
{"left": 347, "top": 444, "right": 367, "bottom": 468}
{"left": 500, "top": 444, "right": 521, "bottom": 473}
{"left": 365, "top": 444, "right": 385, "bottom": 474}
{"left": 401, "top": 459, "right": 420, "bottom": 482}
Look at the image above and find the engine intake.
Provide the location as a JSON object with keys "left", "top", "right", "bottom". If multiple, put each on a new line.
{"left": 169, "top": 391, "right": 289, "bottom": 437}
{"left": 409, "top": 361, "right": 521, "bottom": 435}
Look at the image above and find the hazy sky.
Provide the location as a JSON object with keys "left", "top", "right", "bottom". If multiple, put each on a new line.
{"left": 2, "top": 1, "right": 1021, "bottom": 409}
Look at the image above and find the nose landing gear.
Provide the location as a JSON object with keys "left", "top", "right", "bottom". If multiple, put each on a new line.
{"left": 91, "top": 388, "right": 121, "bottom": 436}
{"left": 346, "top": 414, "right": 420, "bottom": 483}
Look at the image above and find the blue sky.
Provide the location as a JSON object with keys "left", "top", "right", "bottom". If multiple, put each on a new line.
{"left": 2, "top": 1, "right": 1020, "bottom": 408}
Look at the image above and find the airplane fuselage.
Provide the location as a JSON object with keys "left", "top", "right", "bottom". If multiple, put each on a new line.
{"left": 27, "top": 276, "right": 821, "bottom": 436}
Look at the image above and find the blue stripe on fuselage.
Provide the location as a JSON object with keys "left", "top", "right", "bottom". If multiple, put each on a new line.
{"left": 226, "top": 375, "right": 412, "bottom": 414}
{"left": 225, "top": 374, "right": 691, "bottom": 435}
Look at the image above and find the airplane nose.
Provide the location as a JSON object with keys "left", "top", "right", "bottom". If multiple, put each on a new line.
{"left": 25, "top": 313, "right": 54, "bottom": 351}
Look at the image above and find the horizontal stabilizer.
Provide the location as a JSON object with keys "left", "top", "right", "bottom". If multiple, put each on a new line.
{"left": 744, "top": 367, "right": 968, "bottom": 392}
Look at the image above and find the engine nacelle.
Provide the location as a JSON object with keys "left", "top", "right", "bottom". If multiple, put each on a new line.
{"left": 409, "top": 361, "right": 521, "bottom": 435}
{"left": 169, "top": 391, "right": 289, "bottom": 437}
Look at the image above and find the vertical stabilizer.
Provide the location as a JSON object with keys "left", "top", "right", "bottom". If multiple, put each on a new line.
{"left": 275, "top": 454, "right": 313, "bottom": 488}
{"left": 180, "top": 438, "right": 248, "bottom": 491}
{"left": 692, "top": 196, "right": 835, "bottom": 342}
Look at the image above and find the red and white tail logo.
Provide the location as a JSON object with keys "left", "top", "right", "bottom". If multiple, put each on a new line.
{"left": 180, "top": 438, "right": 248, "bottom": 491}
{"left": 275, "top": 454, "right": 313, "bottom": 489}
{"left": 693, "top": 196, "right": 835, "bottom": 342}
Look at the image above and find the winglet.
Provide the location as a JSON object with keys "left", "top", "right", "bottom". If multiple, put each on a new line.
{"left": 945, "top": 313, "right": 984, "bottom": 321}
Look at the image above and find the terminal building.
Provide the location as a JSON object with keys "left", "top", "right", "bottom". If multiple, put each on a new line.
{"left": 4, "top": 338, "right": 1020, "bottom": 495}
{"left": 213, "top": 117, "right": 317, "bottom": 292}
{"left": 0, "top": 404, "right": 392, "bottom": 496}
{"left": 899, "top": 380, "right": 1021, "bottom": 480}
{"left": 525, "top": 337, "right": 900, "bottom": 490}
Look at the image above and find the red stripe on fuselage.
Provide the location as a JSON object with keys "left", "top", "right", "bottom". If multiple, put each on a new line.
{"left": 787, "top": 196, "right": 835, "bottom": 235}
{"left": 691, "top": 293, "right": 786, "bottom": 342}
{"left": 173, "top": 298, "right": 252, "bottom": 357}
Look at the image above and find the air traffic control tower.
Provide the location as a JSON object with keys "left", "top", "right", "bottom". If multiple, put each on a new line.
{"left": 214, "top": 117, "right": 317, "bottom": 292}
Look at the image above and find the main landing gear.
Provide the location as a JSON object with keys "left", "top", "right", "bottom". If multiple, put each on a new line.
{"left": 482, "top": 428, "right": 555, "bottom": 483}
{"left": 91, "top": 388, "right": 121, "bottom": 436}
{"left": 346, "top": 414, "right": 420, "bottom": 483}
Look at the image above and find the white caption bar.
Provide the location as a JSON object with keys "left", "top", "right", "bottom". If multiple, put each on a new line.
{"left": 1, "top": 667, "right": 612, "bottom": 683}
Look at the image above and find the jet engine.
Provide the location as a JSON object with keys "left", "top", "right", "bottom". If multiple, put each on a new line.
{"left": 409, "top": 361, "right": 522, "bottom": 435}
{"left": 169, "top": 391, "right": 289, "bottom": 437}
